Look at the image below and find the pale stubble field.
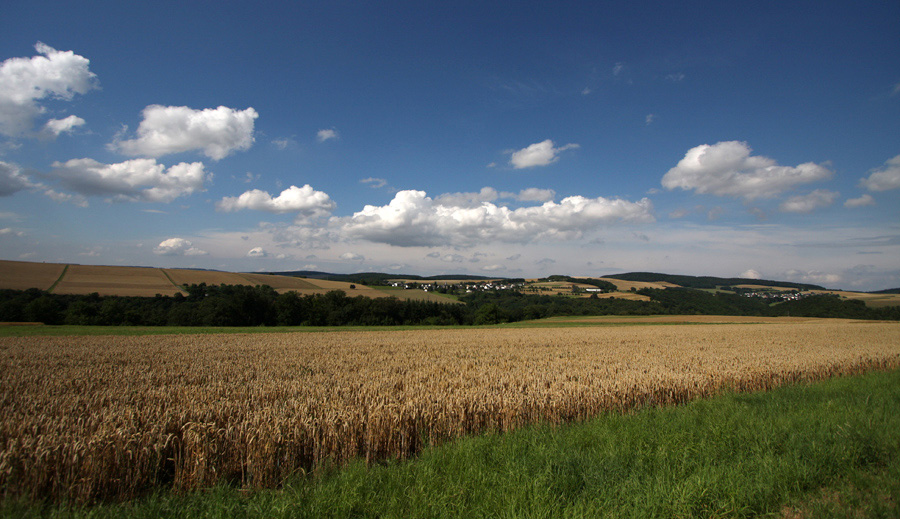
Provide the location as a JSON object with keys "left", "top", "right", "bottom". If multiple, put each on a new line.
{"left": 1, "top": 320, "right": 898, "bottom": 503}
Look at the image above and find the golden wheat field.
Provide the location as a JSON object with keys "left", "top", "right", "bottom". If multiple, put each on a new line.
{"left": 1, "top": 321, "right": 899, "bottom": 503}
{"left": 162, "top": 268, "right": 254, "bottom": 287}
{"left": 52, "top": 265, "right": 185, "bottom": 297}
{"left": 0, "top": 260, "right": 66, "bottom": 291}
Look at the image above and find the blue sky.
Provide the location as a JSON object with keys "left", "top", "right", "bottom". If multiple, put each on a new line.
{"left": 1, "top": 1, "right": 898, "bottom": 290}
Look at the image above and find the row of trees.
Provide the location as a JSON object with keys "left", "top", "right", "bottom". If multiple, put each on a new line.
{"left": 1, "top": 284, "right": 897, "bottom": 327}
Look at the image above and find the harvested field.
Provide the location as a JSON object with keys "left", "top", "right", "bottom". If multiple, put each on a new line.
{"left": 582, "top": 292, "right": 650, "bottom": 301}
{"left": 374, "top": 287, "right": 461, "bottom": 303}
{"left": 162, "top": 270, "right": 371, "bottom": 296}
{"left": 734, "top": 284, "right": 799, "bottom": 292}
{"left": 162, "top": 268, "right": 252, "bottom": 287}
{"left": 239, "top": 272, "right": 320, "bottom": 290}
{"left": 0, "top": 260, "right": 370, "bottom": 297}
{"left": 808, "top": 289, "right": 900, "bottom": 308}
{"left": 1, "top": 321, "right": 898, "bottom": 503}
{"left": 240, "top": 273, "right": 381, "bottom": 296}
{"left": 301, "top": 277, "right": 380, "bottom": 292}
{"left": 52, "top": 265, "right": 184, "bottom": 297}
{"left": 538, "top": 315, "right": 848, "bottom": 324}
{"left": 598, "top": 278, "right": 680, "bottom": 291}
{"left": 0, "top": 260, "right": 66, "bottom": 291}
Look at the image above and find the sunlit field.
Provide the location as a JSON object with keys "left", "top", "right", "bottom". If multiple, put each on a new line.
{"left": 2, "top": 320, "right": 898, "bottom": 504}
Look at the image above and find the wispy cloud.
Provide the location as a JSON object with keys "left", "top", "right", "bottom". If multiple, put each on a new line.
{"left": 317, "top": 128, "right": 339, "bottom": 142}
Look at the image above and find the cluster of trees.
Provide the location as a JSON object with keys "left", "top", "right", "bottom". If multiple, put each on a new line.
{"left": 1, "top": 283, "right": 897, "bottom": 327}
{"left": 0, "top": 285, "right": 469, "bottom": 327}
{"left": 636, "top": 288, "right": 900, "bottom": 320}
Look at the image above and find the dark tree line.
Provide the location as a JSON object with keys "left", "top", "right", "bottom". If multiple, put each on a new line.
{"left": 0, "top": 284, "right": 897, "bottom": 327}
{"left": 608, "top": 272, "right": 825, "bottom": 291}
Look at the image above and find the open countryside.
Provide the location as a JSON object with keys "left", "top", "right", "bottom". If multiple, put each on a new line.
{"left": 2, "top": 259, "right": 898, "bottom": 307}
{"left": 2, "top": 321, "right": 898, "bottom": 505}
{"left": 2, "top": 265, "right": 900, "bottom": 516}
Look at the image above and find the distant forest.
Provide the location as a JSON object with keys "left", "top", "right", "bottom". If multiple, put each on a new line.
{"left": 603, "top": 272, "right": 826, "bottom": 291}
{"left": 1, "top": 284, "right": 898, "bottom": 327}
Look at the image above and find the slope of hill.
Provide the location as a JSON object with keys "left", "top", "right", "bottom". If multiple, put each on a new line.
{"left": 265, "top": 271, "right": 499, "bottom": 285}
{"left": 0, "top": 260, "right": 369, "bottom": 298}
{"left": 603, "top": 272, "right": 825, "bottom": 291}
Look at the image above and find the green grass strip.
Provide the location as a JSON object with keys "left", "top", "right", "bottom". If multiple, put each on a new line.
{"left": 45, "top": 264, "right": 69, "bottom": 293}
{"left": 0, "top": 320, "right": 718, "bottom": 337}
{"left": 6, "top": 368, "right": 899, "bottom": 518}
{"left": 158, "top": 268, "right": 187, "bottom": 294}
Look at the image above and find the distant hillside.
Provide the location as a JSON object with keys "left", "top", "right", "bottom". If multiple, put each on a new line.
{"left": 257, "top": 270, "right": 334, "bottom": 280}
{"left": 265, "top": 271, "right": 500, "bottom": 285}
{"left": 869, "top": 287, "right": 900, "bottom": 294}
{"left": 603, "top": 272, "right": 825, "bottom": 291}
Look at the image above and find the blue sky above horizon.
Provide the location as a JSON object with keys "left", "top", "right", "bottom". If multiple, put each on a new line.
{"left": 1, "top": 1, "right": 898, "bottom": 290}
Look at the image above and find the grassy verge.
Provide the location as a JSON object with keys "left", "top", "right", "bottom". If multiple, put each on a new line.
{"left": 0, "top": 319, "right": 640, "bottom": 337}
{"left": 0, "top": 319, "right": 741, "bottom": 337}
{"left": 158, "top": 268, "right": 187, "bottom": 295}
{"left": 5, "top": 367, "right": 899, "bottom": 518}
{"left": 45, "top": 264, "right": 69, "bottom": 293}
{"left": 0, "top": 324, "right": 464, "bottom": 337}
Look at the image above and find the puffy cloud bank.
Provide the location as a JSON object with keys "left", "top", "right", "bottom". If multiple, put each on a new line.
{"left": 0, "top": 42, "right": 98, "bottom": 137}
{"left": 859, "top": 155, "right": 900, "bottom": 192}
{"left": 49, "top": 158, "right": 208, "bottom": 203}
{"left": 216, "top": 185, "right": 336, "bottom": 217}
{"left": 661, "top": 141, "right": 832, "bottom": 200}
{"left": 335, "top": 189, "right": 653, "bottom": 247}
{"left": 154, "top": 238, "right": 207, "bottom": 256}
{"left": 779, "top": 189, "right": 838, "bottom": 213}
{"left": 113, "top": 105, "right": 258, "bottom": 160}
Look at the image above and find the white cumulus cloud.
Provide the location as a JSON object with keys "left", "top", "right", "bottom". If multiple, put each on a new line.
{"left": 113, "top": 105, "right": 258, "bottom": 160}
{"left": 360, "top": 177, "right": 387, "bottom": 188}
{"left": 0, "top": 227, "right": 25, "bottom": 237}
{"left": 48, "top": 158, "right": 209, "bottom": 203}
{"left": 317, "top": 128, "right": 338, "bottom": 142}
{"left": 740, "top": 269, "right": 762, "bottom": 279}
{"left": 42, "top": 115, "right": 85, "bottom": 138}
{"left": 336, "top": 189, "right": 654, "bottom": 247}
{"left": 509, "top": 139, "right": 579, "bottom": 169}
{"left": 779, "top": 189, "right": 838, "bottom": 213}
{"left": 844, "top": 194, "right": 875, "bottom": 208}
{"left": 247, "top": 247, "right": 268, "bottom": 258}
{"left": 154, "top": 238, "right": 208, "bottom": 256}
{"left": 434, "top": 187, "right": 498, "bottom": 208}
{"left": 859, "top": 155, "right": 900, "bottom": 192}
{"left": 216, "top": 185, "right": 336, "bottom": 217}
{"left": 0, "top": 42, "right": 98, "bottom": 137}
{"left": 506, "top": 187, "right": 556, "bottom": 202}
{"left": 0, "top": 161, "right": 35, "bottom": 196}
{"left": 340, "top": 252, "right": 364, "bottom": 261}
{"left": 784, "top": 269, "right": 842, "bottom": 287}
{"left": 661, "top": 141, "right": 833, "bottom": 200}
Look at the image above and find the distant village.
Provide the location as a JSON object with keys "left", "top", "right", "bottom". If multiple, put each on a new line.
{"left": 390, "top": 280, "right": 526, "bottom": 293}
{"left": 389, "top": 280, "right": 823, "bottom": 301}
{"left": 735, "top": 289, "right": 815, "bottom": 301}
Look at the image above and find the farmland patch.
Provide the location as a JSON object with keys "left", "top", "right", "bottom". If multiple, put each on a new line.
{"left": 51, "top": 265, "right": 184, "bottom": 297}
{"left": 0, "top": 259, "right": 67, "bottom": 291}
{"left": 2, "top": 321, "right": 898, "bottom": 503}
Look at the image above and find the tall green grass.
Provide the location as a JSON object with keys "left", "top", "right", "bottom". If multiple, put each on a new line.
{"left": 6, "top": 369, "right": 899, "bottom": 518}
